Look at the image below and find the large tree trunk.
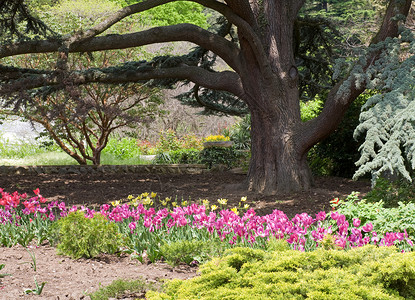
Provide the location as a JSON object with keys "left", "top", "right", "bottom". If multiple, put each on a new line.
{"left": 245, "top": 82, "right": 312, "bottom": 195}
{"left": 238, "top": 0, "right": 312, "bottom": 194}
{"left": 248, "top": 111, "right": 312, "bottom": 194}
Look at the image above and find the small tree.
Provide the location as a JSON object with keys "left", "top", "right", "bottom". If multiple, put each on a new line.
{"left": 6, "top": 82, "right": 162, "bottom": 165}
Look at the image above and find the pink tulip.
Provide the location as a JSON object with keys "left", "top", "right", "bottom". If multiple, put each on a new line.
{"left": 362, "top": 223, "right": 373, "bottom": 233}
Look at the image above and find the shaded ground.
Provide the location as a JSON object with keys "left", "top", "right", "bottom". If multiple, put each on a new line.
{"left": 0, "top": 171, "right": 371, "bottom": 299}
{"left": 0, "top": 171, "right": 371, "bottom": 217}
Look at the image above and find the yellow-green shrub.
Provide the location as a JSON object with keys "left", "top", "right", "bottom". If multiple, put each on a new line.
{"left": 147, "top": 246, "right": 415, "bottom": 299}
{"left": 51, "top": 211, "right": 122, "bottom": 259}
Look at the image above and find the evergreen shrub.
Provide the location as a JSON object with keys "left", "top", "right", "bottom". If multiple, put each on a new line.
{"left": 147, "top": 246, "right": 415, "bottom": 299}
{"left": 51, "top": 211, "right": 122, "bottom": 259}
{"left": 199, "top": 146, "right": 239, "bottom": 169}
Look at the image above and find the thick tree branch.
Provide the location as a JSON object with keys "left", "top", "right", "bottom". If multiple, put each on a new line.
{"left": 75, "top": 0, "right": 269, "bottom": 73}
{"left": 1, "top": 24, "right": 242, "bottom": 73}
{"left": 2, "top": 0, "right": 272, "bottom": 79}
{"left": 299, "top": 0, "right": 412, "bottom": 153}
{"left": 0, "top": 65, "right": 52, "bottom": 80}
{"left": 0, "top": 65, "right": 244, "bottom": 99}
{"left": 224, "top": 0, "right": 257, "bottom": 26}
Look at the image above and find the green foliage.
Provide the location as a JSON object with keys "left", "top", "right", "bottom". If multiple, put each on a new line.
{"left": 156, "top": 129, "right": 182, "bottom": 153}
{"left": 160, "top": 240, "right": 221, "bottom": 267}
{"left": 0, "top": 133, "right": 56, "bottom": 159}
{"left": 0, "top": 213, "right": 52, "bottom": 247}
{"left": 307, "top": 93, "right": 368, "bottom": 177}
{"left": 335, "top": 192, "right": 415, "bottom": 240}
{"left": 51, "top": 211, "right": 122, "bottom": 259}
{"left": 118, "top": 0, "right": 209, "bottom": 28}
{"left": 365, "top": 176, "right": 415, "bottom": 208}
{"left": 180, "top": 134, "right": 203, "bottom": 150}
{"left": 300, "top": 98, "right": 334, "bottom": 175}
{"left": 352, "top": 30, "right": 415, "bottom": 182}
{"left": 139, "top": 2, "right": 209, "bottom": 29}
{"left": 266, "top": 236, "right": 291, "bottom": 252}
{"left": 0, "top": 135, "right": 152, "bottom": 166}
{"left": 136, "top": 140, "right": 157, "bottom": 155}
{"left": 153, "top": 130, "right": 204, "bottom": 164}
{"left": 89, "top": 278, "right": 154, "bottom": 300}
{"left": 102, "top": 137, "right": 141, "bottom": 159}
{"left": 147, "top": 246, "right": 415, "bottom": 299}
{"left": 229, "top": 115, "right": 251, "bottom": 151}
{"left": 37, "top": 0, "right": 122, "bottom": 34}
{"left": 153, "top": 148, "right": 201, "bottom": 164}
{"left": 300, "top": 97, "right": 324, "bottom": 122}
{"left": 152, "top": 152, "right": 172, "bottom": 164}
{"left": 199, "top": 146, "right": 239, "bottom": 169}
{"left": 24, "top": 277, "right": 47, "bottom": 295}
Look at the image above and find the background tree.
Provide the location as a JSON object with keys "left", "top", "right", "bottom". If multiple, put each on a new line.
{"left": 0, "top": 0, "right": 413, "bottom": 194}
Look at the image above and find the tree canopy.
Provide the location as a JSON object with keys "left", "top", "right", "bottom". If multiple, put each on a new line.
{"left": 0, "top": 0, "right": 413, "bottom": 194}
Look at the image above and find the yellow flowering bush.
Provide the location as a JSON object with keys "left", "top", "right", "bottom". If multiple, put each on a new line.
{"left": 204, "top": 135, "right": 230, "bottom": 142}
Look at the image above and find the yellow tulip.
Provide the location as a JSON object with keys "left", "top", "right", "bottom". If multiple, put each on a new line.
{"left": 231, "top": 207, "right": 239, "bottom": 215}
{"left": 217, "top": 198, "right": 228, "bottom": 206}
{"left": 202, "top": 199, "right": 210, "bottom": 207}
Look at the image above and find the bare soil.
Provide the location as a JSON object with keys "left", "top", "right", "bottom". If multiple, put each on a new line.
{"left": 0, "top": 172, "right": 371, "bottom": 299}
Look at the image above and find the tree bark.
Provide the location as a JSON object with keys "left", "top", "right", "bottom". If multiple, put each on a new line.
{"left": 248, "top": 108, "right": 312, "bottom": 194}
{"left": 242, "top": 68, "right": 312, "bottom": 194}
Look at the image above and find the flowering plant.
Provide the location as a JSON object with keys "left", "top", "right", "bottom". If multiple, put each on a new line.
{"left": 204, "top": 135, "right": 230, "bottom": 142}
{"left": 136, "top": 139, "right": 157, "bottom": 155}
{"left": 0, "top": 188, "right": 414, "bottom": 265}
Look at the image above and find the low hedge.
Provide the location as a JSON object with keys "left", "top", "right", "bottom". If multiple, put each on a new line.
{"left": 147, "top": 245, "right": 415, "bottom": 299}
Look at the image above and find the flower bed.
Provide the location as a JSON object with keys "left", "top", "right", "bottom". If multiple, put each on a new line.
{"left": 2, "top": 187, "right": 414, "bottom": 297}
{"left": 1, "top": 188, "right": 413, "bottom": 258}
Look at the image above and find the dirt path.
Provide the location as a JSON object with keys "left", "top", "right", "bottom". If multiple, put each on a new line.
{"left": 0, "top": 244, "right": 197, "bottom": 299}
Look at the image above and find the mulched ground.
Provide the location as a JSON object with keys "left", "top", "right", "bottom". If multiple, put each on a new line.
{"left": 0, "top": 171, "right": 371, "bottom": 217}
